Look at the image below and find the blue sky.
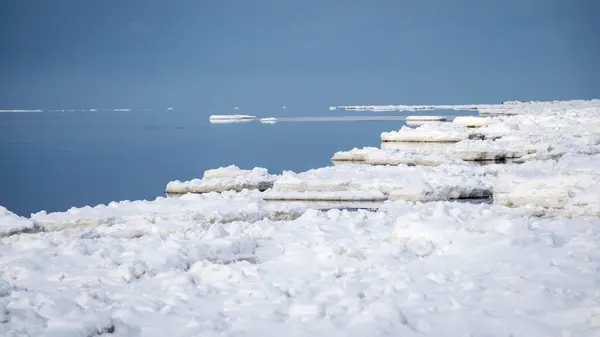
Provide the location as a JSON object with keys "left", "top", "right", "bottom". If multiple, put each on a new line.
{"left": 1, "top": 0, "right": 599, "bottom": 111}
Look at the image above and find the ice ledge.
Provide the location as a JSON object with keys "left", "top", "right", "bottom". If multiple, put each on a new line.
{"left": 165, "top": 166, "right": 276, "bottom": 194}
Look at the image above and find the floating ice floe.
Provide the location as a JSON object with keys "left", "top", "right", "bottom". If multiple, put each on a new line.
{"left": 209, "top": 114, "right": 256, "bottom": 121}
{"left": 30, "top": 191, "right": 306, "bottom": 233}
{"left": 165, "top": 166, "right": 276, "bottom": 194}
{"left": 260, "top": 117, "right": 278, "bottom": 124}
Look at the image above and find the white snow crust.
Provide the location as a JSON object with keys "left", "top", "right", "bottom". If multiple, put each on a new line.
{"left": 0, "top": 206, "right": 41, "bottom": 237}
{"left": 3, "top": 201, "right": 600, "bottom": 336}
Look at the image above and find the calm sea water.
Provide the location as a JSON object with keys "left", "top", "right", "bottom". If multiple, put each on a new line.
{"left": 0, "top": 108, "right": 476, "bottom": 216}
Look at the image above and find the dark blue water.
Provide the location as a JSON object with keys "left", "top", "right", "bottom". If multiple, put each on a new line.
{"left": 0, "top": 108, "right": 476, "bottom": 216}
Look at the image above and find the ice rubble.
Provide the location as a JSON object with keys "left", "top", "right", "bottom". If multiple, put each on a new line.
{"left": 381, "top": 123, "right": 472, "bottom": 142}
{"left": 266, "top": 164, "right": 496, "bottom": 202}
{"left": 31, "top": 191, "right": 305, "bottom": 234}
{"left": 2, "top": 99, "right": 600, "bottom": 336}
{"left": 381, "top": 120, "right": 517, "bottom": 143}
{"left": 452, "top": 116, "right": 498, "bottom": 127}
{"left": 2, "top": 201, "right": 600, "bottom": 336}
{"left": 332, "top": 138, "right": 541, "bottom": 165}
{"left": 164, "top": 163, "right": 497, "bottom": 202}
{"left": 331, "top": 147, "right": 464, "bottom": 166}
{"left": 0, "top": 206, "right": 41, "bottom": 237}
{"left": 493, "top": 154, "right": 600, "bottom": 214}
{"left": 165, "top": 166, "right": 276, "bottom": 194}
{"left": 337, "top": 100, "right": 543, "bottom": 114}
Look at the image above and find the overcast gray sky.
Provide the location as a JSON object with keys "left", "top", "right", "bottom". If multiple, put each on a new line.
{"left": 1, "top": 0, "right": 599, "bottom": 111}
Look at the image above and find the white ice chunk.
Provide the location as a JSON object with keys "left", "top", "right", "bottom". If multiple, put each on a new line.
{"left": 334, "top": 137, "right": 541, "bottom": 166}
{"left": 567, "top": 182, "right": 600, "bottom": 216}
{"left": 381, "top": 124, "right": 472, "bottom": 143}
{"left": 452, "top": 116, "right": 497, "bottom": 127}
{"left": 31, "top": 191, "right": 306, "bottom": 232}
{"left": 0, "top": 206, "right": 41, "bottom": 237}
{"left": 448, "top": 139, "right": 542, "bottom": 161}
{"left": 331, "top": 147, "right": 462, "bottom": 166}
{"left": 493, "top": 155, "right": 600, "bottom": 209}
{"left": 493, "top": 173, "right": 597, "bottom": 208}
{"left": 166, "top": 166, "right": 275, "bottom": 194}
{"left": 260, "top": 117, "right": 278, "bottom": 124}
{"left": 270, "top": 165, "right": 495, "bottom": 202}
{"left": 405, "top": 115, "right": 447, "bottom": 121}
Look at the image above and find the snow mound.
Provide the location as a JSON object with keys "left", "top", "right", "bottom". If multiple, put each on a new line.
{"left": 260, "top": 117, "right": 278, "bottom": 124}
{"left": 166, "top": 166, "right": 276, "bottom": 194}
{"left": 0, "top": 206, "right": 42, "bottom": 237}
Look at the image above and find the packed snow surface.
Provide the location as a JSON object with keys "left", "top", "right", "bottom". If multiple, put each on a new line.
{"left": 2, "top": 99, "right": 600, "bottom": 336}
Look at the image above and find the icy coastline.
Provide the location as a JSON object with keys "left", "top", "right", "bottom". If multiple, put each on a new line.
{"left": 2, "top": 99, "right": 600, "bottom": 336}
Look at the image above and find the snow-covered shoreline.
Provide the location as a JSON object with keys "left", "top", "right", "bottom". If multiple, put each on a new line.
{"left": 2, "top": 99, "right": 600, "bottom": 336}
